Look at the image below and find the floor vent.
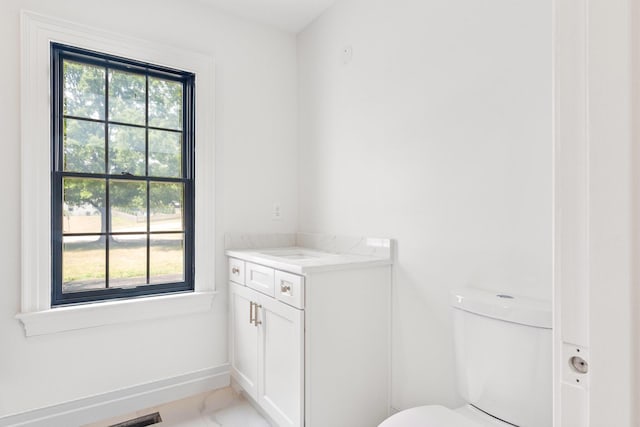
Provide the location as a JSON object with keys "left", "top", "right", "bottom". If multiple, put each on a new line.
{"left": 109, "top": 412, "right": 162, "bottom": 427}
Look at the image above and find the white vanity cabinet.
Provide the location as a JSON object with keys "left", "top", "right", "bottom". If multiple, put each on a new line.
{"left": 228, "top": 250, "right": 391, "bottom": 427}
{"left": 230, "top": 280, "right": 304, "bottom": 427}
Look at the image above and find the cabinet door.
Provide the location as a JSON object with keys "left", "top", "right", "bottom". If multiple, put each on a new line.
{"left": 257, "top": 295, "right": 304, "bottom": 427}
{"left": 230, "top": 283, "right": 259, "bottom": 399}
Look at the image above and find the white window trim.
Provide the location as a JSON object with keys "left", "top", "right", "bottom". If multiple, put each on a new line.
{"left": 18, "top": 10, "right": 216, "bottom": 336}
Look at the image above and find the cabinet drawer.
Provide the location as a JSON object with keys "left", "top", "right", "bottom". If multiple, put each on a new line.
{"left": 275, "top": 270, "right": 305, "bottom": 309}
{"left": 229, "top": 258, "right": 245, "bottom": 285}
{"left": 246, "top": 262, "right": 275, "bottom": 296}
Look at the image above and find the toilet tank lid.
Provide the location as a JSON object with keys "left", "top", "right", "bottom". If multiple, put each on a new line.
{"left": 451, "top": 288, "right": 551, "bottom": 329}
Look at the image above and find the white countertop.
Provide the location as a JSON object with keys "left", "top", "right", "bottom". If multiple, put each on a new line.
{"left": 225, "top": 246, "right": 392, "bottom": 274}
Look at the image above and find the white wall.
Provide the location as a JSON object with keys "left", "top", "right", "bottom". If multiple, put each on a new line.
{"left": 0, "top": 0, "right": 298, "bottom": 416}
{"left": 298, "top": 0, "right": 552, "bottom": 409}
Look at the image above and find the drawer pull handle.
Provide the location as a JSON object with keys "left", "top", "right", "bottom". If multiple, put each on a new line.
{"left": 249, "top": 301, "right": 262, "bottom": 327}
{"left": 254, "top": 304, "right": 262, "bottom": 326}
{"left": 232, "top": 267, "right": 240, "bottom": 274}
{"left": 280, "top": 281, "right": 292, "bottom": 294}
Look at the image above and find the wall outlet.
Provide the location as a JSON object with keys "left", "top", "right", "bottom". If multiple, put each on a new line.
{"left": 272, "top": 203, "right": 282, "bottom": 221}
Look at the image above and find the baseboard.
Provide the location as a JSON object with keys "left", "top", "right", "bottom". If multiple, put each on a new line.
{"left": 0, "top": 365, "right": 230, "bottom": 427}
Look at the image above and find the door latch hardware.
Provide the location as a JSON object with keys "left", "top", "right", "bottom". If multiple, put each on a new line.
{"left": 570, "top": 356, "right": 588, "bottom": 374}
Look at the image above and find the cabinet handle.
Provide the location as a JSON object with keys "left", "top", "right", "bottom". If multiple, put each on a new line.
{"left": 254, "top": 304, "right": 262, "bottom": 326}
{"left": 280, "top": 280, "right": 292, "bottom": 294}
{"left": 232, "top": 267, "right": 240, "bottom": 274}
{"left": 249, "top": 301, "right": 255, "bottom": 325}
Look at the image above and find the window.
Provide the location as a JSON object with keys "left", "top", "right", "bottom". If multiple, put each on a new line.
{"left": 19, "top": 12, "right": 214, "bottom": 335}
{"left": 51, "top": 43, "right": 195, "bottom": 306}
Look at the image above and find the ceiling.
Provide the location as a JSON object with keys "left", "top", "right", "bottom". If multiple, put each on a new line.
{"left": 196, "top": 0, "right": 339, "bottom": 32}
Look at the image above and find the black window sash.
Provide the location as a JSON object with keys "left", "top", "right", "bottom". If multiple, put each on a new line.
{"left": 50, "top": 42, "right": 196, "bottom": 306}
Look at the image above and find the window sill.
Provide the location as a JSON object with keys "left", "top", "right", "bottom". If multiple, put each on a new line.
{"left": 16, "top": 291, "right": 216, "bottom": 337}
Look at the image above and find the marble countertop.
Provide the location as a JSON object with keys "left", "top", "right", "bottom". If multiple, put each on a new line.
{"left": 225, "top": 246, "right": 392, "bottom": 275}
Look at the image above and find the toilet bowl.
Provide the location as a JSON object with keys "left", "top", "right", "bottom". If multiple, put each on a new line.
{"left": 379, "top": 287, "right": 552, "bottom": 427}
{"left": 380, "top": 404, "right": 512, "bottom": 427}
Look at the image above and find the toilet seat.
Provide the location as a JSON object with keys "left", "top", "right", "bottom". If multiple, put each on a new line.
{"left": 454, "top": 405, "right": 512, "bottom": 426}
{"left": 379, "top": 405, "right": 512, "bottom": 427}
{"left": 378, "top": 405, "right": 479, "bottom": 427}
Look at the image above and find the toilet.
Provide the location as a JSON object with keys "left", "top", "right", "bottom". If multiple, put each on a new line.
{"left": 380, "top": 287, "right": 552, "bottom": 427}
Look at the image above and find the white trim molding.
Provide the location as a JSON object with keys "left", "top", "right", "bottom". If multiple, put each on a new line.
{"left": 552, "top": 0, "right": 590, "bottom": 424}
{"left": 553, "top": 0, "right": 636, "bottom": 425}
{"left": 16, "top": 291, "right": 216, "bottom": 337}
{"left": 18, "top": 11, "right": 215, "bottom": 333}
{"left": 0, "top": 365, "right": 230, "bottom": 427}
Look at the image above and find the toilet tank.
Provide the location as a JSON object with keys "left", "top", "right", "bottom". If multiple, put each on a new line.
{"left": 451, "top": 288, "right": 552, "bottom": 427}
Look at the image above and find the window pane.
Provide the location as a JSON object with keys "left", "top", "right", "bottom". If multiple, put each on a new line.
{"left": 63, "top": 178, "right": 105, "bottom": 234}
{"left": 53, "top": 44, "right": 194, "bottom": 306}
{"left": 149, "top": 78, "right": 182, "bottom": 130}
{"left": 108, "top": 70, "right": 146, "bottom": 125}
{"left": 63, "top": 118, "right": 105, "bottom": 173}
{"left": 63, "top": 235, "right": 106, "bottom": 293}
{"left": 63, "top": 60, "right": 105, "bottom": 120}
{"left": 109, "top": 234, "right": 147, "bottom": 288}
{"left": 150, "top": 182, "right": 183, "bottom": 232}
{"left": 150, "top": 234, "right": 184, "bottom": 284}
{"left": 109, "top": 180, "right": 147, "bottom": 233}
{"left": 149, "top": 130, "right": 182, "bottom": 177}
{"left": 109, "top": 124, "right": 146, "bottom": 175}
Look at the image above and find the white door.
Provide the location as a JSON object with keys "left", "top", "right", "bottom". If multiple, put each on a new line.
{"left": 257, "top": 295, "right": 304, "bottom": 427}
{"left": 554, "top": 0, "right": 636, "bottom": 425}
{"left": 230, "top": 283, "right": 259, "bottom": 399}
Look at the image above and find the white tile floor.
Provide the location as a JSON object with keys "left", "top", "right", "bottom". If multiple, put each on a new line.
{"left": 85, "top": 387, "right": 272, "bottom": 427}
